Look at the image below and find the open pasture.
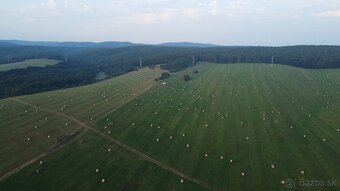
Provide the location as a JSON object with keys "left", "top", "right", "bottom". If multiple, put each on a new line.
{"left": 93, "top": 63, "right": 340, "bottom": 190}
{"left": 0, "top": 59, "right": 60, "bottom": 72}
{"left": 0, "top": 63, "right": 339, "bottom": 191}
{"left": 18, "top": 67, "right": 162, "bottom": 123}
{"left": 0, "top": 99, "right": 82, "bottom": 178}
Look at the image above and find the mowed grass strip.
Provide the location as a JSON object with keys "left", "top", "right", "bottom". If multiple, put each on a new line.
{"left": 95, "top": 63, "right": 340, "bottom": 190}
{"left": 0, "top": 59, "right": 60, "bottom": 72}
{"left": 0, "top": 131, "right": 208, "bottom": 191}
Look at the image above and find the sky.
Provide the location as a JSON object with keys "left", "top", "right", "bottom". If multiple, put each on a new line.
{"left": 1, "top": 0, "right": 340, "bottom": 46}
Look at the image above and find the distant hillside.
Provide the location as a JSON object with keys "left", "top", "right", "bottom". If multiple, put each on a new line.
{"left": 0, "top": 40, "right": 135, "bottom": 48}
{"left": 159, "top": 42, "right": 221, "bottom": 47}
{"left": 0, "top": 40, "right": 222, "bottom": 48}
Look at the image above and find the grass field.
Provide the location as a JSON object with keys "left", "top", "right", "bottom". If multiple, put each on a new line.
{"left": 0, "top": 63, "right": 339, "bottom": 191}
{"left": 0, "top": 59, "right": 60, "bottom": 71}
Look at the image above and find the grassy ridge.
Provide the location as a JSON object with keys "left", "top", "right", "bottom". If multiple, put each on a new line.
{"left": 18, "top": 67, "right": 162, "bottom": 123}
{"left": 0, "top": 59, "right": 60, "bottom": 71}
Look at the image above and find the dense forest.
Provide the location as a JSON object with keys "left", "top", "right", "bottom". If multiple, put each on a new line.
{"left": 1, "top": 45, "right": 340, "bottom": 98}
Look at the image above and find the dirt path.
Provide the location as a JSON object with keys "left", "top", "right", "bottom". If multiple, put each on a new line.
{"left": 2, "top": 97, "right": 212, "bottom": 190}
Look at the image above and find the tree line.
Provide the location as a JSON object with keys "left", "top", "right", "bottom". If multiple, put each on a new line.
{"left": 1, "top": 45, "right": 340, "bottom": 98}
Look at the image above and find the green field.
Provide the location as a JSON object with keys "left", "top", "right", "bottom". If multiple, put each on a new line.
{"left": 0, "top": 63, "right": 339, "bottom": 191}
{"left": 0, "top": 59, "right": 60, "bottom": 71}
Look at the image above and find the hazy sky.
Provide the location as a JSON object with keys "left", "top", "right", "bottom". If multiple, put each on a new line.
{"left": 1, "top": 0, "right": 340, "bottom": 46}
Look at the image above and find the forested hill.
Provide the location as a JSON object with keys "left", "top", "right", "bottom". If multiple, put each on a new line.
{"left": 1, "top": 45, "right": 340, "bottom": 98}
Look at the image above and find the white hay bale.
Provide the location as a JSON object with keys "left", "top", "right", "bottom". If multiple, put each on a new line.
{"left": 301, "top": 171, "right": 305, "bottom": 175}
{"left": 170, "top": 136, "right": 173, "bottom": 139}
{"left": 182, "top": 133, "right": 185, "bottom": 137}
{"left": 107, "top": 148, "right": 111, "bottom": 152}
{"left": 180, "top": 179, "right": 184, "bottom": 183}
{"left": 205, "top": 153, "right": 208, "bottom": 157}
{"left": 322, "top": 138, "right": 326, "bottom": 142}
{"left": 271, "top": 164, "right": 275, "bottom": 169}
{"left": 39, "top": 161, "right": 43, "bottom": 165}
{"left": 303, "top": 135, "right": 306, "bottom": 138}
{"left": 186, "top": 144, "right": 190, "bottom": 148}
{"left": 246, "top": 137, "right": 249, "bottom": 140}
{"left": 35, "top": 126, "right": 38, "bottom": 129}
{"left": 290, "top": 126, "right": 294, "bottom": 129}
{"left": 27, "top": 137, "right": 31, "bottom": 141}
{"left": 281, "top": 180, "right": 285, "bottom": 185}
{"left": 47, "top": 135, "right": 51, "bottom": 138}
{"left": 96, "top": 169, "right": 99, "bottom": 173}
{"left": 101, "top": 178, "right": 105, "bottom": 183}
{"left": 241, "top": 172, "right": 245, "bottom": 176}
{"left": 220, "top": 156, "right": 224, "bottom": 160}
{"left": 229, "top": 159, "right": 233, "bottom": 163}
{"left": 156, "top": 138, "right": 159, "bottom": 142}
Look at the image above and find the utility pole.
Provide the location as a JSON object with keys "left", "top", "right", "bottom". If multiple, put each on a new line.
{"left": 271, "top": 56, "right": 274, "bottom": 67}
{"left": 192, "top": 55, "right": 195, "bottom": 66}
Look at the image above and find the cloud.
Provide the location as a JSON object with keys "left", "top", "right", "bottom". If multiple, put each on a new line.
{"left": 127, "top": 11, "right": 173, "bottom": 24}
{"left": 47, "top": 0, "right": 56, "bottom": 8}
{"left": 316, "top": 10, "right": 340, "bottom": 18}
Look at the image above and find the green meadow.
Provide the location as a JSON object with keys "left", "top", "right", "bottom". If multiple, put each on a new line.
{"left": 0, "top": 59, "right": 60, "bottom": 72}
{"left": 0, "top": 63, "right": 339, "bottom": 191}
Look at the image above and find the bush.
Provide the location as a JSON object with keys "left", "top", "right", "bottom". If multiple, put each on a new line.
{"left": 158, "top": 72, "right": 170, "bottom": 80}
{"left": 183, "top": 74, "right": 191, "bottom": 81}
